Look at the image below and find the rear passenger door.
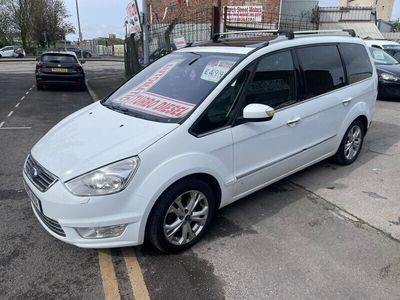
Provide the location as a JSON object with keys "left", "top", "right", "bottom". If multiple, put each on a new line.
{"left": 232, "top": 50, "right": 315, "bottom": 198}
{"left": 294, "top": 45, "right": 351, "bottom": 154}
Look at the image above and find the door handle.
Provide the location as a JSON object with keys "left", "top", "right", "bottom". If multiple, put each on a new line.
{"left": 342, "top": 97, "right": 353, "bottom": 106}
{"left": 287, "top": 117, "right": 301, "bottom": 126}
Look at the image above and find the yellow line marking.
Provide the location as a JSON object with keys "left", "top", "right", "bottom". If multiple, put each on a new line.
{"left": 123, "top": 248, "right": 150, "bottom": 300}
{"left": 98, "top": 249, "right": 121, "bottom": 300}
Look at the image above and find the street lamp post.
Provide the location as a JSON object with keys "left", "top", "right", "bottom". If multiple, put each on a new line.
{"left": 75, "top": 0, "right": 84, "bottom": 59}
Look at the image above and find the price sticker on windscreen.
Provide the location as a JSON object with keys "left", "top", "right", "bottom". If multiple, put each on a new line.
{"left": 201, "top": 60, "right": 236, "bottom": 83}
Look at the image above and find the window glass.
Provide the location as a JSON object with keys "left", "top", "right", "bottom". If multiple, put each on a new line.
{"left": 245, "top": 51, "right": 297, "bottom": 109}
{"left": 338, "top": 43, "right": 373, "bottom": 84}
{"left": 193, "top": 71, "right": 248, "bottom": 135}
{"left": 41, "top": 54, "right": 77, "bottom": 63}
{"left": 297, "top": 45, "right": 346, "bottom": 98}
{"left": 104, "top": 52, "right": 242, "bottom": 123}
{"left": 369, "top": 47, "right": 399, "bottom": 65}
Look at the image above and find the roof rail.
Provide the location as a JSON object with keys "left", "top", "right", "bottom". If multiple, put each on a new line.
{"left": 293, "top": 29, "right": 356, "bottom": 37}
{"left": 212, "top": 29, "right": 294, "bottom": 42}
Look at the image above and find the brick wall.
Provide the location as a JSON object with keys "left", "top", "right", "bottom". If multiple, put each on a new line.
{"left": 149, "top": 0, "right": 280, "bottom": 24}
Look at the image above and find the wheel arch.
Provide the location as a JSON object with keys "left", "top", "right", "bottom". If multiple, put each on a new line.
{"left": 143, "top": 172, "right": 222, "bottom": 243}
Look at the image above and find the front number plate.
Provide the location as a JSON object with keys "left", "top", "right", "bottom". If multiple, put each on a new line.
{"left": 24, "top": 180, "right": 42, "bottom": 212}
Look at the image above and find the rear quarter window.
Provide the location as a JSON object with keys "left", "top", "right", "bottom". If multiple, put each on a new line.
{"left": 338, "top": 43, "right": 373, "bottom": 84}
{"left": 296, "top": 45, "right": 346, "bottom": 98}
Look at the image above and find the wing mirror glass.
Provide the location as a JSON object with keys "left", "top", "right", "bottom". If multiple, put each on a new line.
{"left": 242, "top": 103, "right": 275, "bottom": 122}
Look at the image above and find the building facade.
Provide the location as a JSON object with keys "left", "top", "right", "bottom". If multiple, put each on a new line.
{"left": 339, "top": 0, "right": 394, "bottom": 21}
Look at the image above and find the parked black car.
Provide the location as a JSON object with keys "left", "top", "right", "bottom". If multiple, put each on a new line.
{"left": 369, "top": 47, "right": 400, "bottom": 99}
{"left": 35, "top": 51, "right": 85, "bottom": 90}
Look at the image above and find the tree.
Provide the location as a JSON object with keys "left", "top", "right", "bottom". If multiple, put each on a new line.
{"left": 0, "top": 0, "right": 74, "bottom": 50}
{"left": 0, "top": 2, "right": 17, "bottom": 46}
{"left": 393, "top": 20, "right": 400, "bottom": 32}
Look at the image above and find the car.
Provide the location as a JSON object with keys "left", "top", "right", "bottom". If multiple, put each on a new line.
{"left": 364, "top": 39, "right": 400, "bottom": 62}
{"left": 23, "top": 30, "right": 377, "bottom": 253}
{"left": 368, "top": 47, "right": 400, "bottom": 99}
{"left": 0, "top": 45, "right": 25, "bottom": 58}
{"left": 66, "top": 47, "right": 92, "bottom": 58}
{"left": 35, "top": 51, "right": 86, "bottom": 90}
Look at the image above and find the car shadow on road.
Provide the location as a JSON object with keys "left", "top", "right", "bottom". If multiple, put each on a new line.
{"left": 38, "top": 85, "right": 86, "bottom": 92}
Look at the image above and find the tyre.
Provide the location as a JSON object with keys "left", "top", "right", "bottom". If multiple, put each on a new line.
{"left": 36, "top": 83, "right": 44, "bottom": 90}
{"left": 147, "top": 178, "right": 216, "bottom": 253}
{"left": 333, "top": 119, "right": 365, "bottom": 165}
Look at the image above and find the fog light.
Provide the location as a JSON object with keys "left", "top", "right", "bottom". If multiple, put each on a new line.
{"left": 75, "top": 224, "right": 127, "bottom": 239}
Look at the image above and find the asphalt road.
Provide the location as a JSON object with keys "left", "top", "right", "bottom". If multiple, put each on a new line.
{"left": 0, "top": 61, "right": 400, "bottom": 299}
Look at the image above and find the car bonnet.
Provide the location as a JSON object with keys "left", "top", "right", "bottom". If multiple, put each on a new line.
{"left": 31, "top": 102, "right": 179, "bottom": 182}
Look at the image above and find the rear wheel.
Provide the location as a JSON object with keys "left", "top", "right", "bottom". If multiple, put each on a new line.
{"left": 147, "top": 178, "right": 216, "bottom": 253}
{"left": 334, "top": 119, "right": 365, "bottom": 165}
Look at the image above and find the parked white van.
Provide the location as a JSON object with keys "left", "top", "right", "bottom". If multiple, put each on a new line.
{"left": 24, "top": 30, "right": 377, "bottom": 253}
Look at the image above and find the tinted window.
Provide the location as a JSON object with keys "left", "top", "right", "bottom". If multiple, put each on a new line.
{"left": 297, "top": 45, "right": 345, "bottom": 98}
{"left": 245, "top": 51, "right": 297, "bottom": 109}
{"left": 338, "top": 43, "right": 373, "bottom": 84}
{"left": 193, "top": 71, "right": 248, "bottom": 135}
{"left": 41, "top": 54, "right": 77, "bottom": 63}
{"left": 104, "top": 52, "right": 242, "bottom": 123}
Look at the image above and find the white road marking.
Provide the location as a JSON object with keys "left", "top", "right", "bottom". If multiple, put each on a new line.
{"left": 15, "top": 103, "right": 20, "bottom": 108}
{"left": 21, "top": 96, "right": 25, "bottom": 101}
{"left": 29, "top": 87, "right": 32, "bottom": 91}
{"left": 0, "top": 127, "right": 32, "bottom": 130}
{"left": 7, "top": 111, "right": 14, "bottom": 117}
{"left": 25, "top": 91, "right": 29, "bottom": 95}
{"left": 0, "top": 121, "right": 4, "bottom": 128}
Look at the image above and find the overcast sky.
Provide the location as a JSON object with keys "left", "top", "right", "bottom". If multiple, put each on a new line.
{"left": 64, "top": 0, "right": 400, "bottom": 41}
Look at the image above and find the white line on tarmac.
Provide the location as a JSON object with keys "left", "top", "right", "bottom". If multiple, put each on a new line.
{"left": 15, "top": 103, "right": 20, "bottom": 108}
{"left": 0, "top": 121, "right": 4, "bottom": 128}
{"left": 25, "top": 91, "right": 29, "bottom": 95}
{"left": 0, "top": 127, "right": 32, "bottom": 130}
{"left": 7, "top": 111, "right": 13, "bottom": 117}
{"left": 21, "top": 96, "right": 25, "bottom": 101}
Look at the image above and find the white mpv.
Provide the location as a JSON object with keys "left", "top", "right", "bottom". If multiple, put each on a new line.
{"left": 24, "top": 31, "right": 377, "bottom": 253}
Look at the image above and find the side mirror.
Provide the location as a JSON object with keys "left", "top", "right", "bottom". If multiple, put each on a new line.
{"left": 80, "top": 60, "right": 86, "bottom": 64}
{"left": 36, "top": 57, "right": 40, "bottom": 61}
{"left": 242, "top": 103, "right": 275, "bottom": 122}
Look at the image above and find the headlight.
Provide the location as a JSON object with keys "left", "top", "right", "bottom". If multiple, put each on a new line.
{"left": 380, "top": 73, "right": 400, "bottom": 82}
{"left": 65, "top": 157, "right": 139, "bottom": 196}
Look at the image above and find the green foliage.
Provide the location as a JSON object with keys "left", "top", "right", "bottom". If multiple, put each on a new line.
{"left": 0, "top": 0, "right": 75, "bottom": 51}
{"left": 393, "top": 20, "right": 400, "bottom": 32}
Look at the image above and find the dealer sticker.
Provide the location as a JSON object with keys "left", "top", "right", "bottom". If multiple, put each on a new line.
{"left": 200, "top": 60, "right": 236, "bottom": 83}
{"left": 120, "top": 92, "right": 196, "bottom": 118}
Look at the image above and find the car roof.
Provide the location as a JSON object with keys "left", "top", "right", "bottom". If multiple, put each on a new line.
{"left": 364, "top": 40, "right": 399, "bottom": 46}
{"left": 41, "top": 51, "right": 77, "bottom": 56}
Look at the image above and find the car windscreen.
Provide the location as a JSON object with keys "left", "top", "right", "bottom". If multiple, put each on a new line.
{"left": 102, "top": 52, "right": 242, "bottom": 123}
{"left": 41, "top": 54, "right": 77, "bottom": 63}
{"left": 369, "top": 48, "right": 398, "bottom": 65}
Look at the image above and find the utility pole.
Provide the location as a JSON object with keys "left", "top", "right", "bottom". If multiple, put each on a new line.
{"left": 75, "top": 0, "right": 84, "bottom": 59}
{"left": 142, "top": 0, "right": 150, "bottom": 65}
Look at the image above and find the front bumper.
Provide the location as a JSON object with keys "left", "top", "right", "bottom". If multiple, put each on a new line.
{"left": 23, "top": 171, "right": 147, "bottom": 248}
{"left": 378, "top": 81, "right": 400, "bottom": 99}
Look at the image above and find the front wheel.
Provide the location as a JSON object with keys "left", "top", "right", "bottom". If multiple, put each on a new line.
{"left": 334, "top": 119, "right": 365, "bottom": 165}
{"left": 147, "top": 178, "right": 216, "bottom": 253}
